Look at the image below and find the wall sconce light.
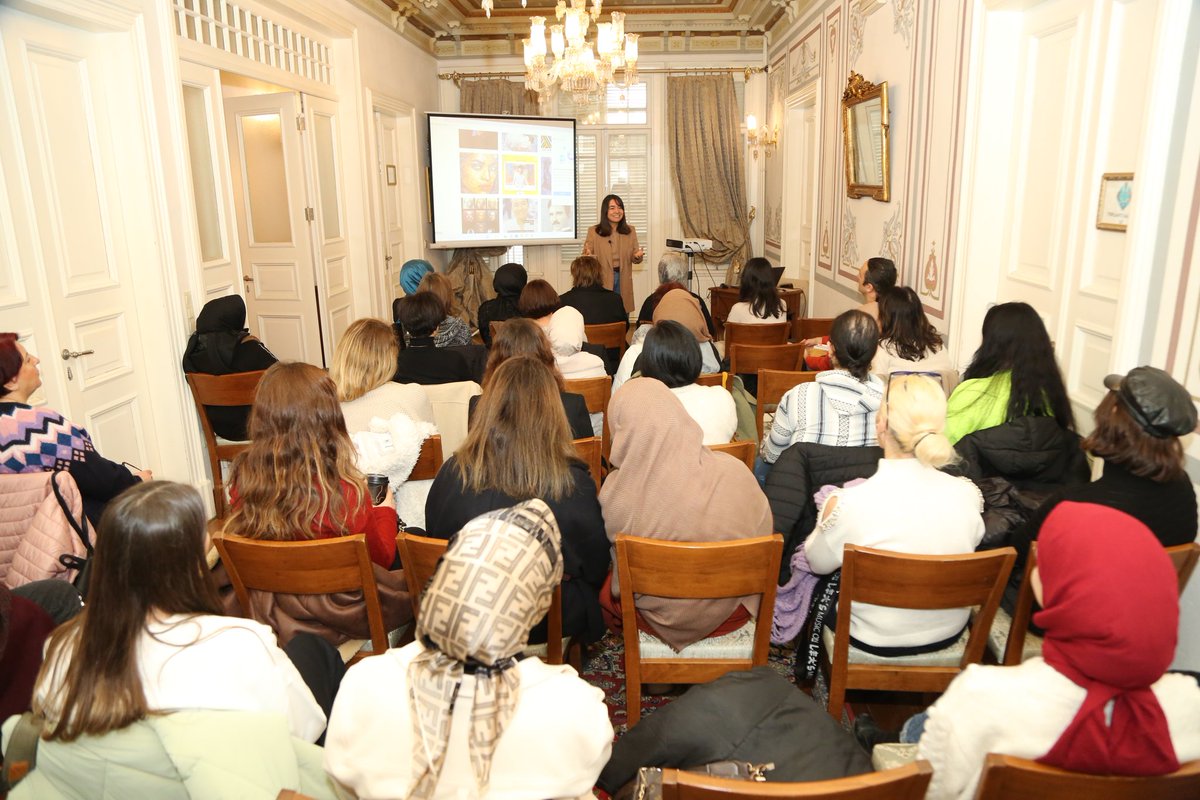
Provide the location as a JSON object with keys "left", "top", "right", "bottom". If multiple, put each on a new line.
{"left": 745, "top": 114, "right": 778, "bottom": 160}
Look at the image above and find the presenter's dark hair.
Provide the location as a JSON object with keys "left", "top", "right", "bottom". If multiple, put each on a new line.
{"left": 595, "top": 194, "right": 632, "bottom": 237}
{"left": 738, "top": 258, "right": 784, "bottom": 320}
{"left": 830, "top": 309, "right": 879, "bottom": 382}
{"left": 637, "top": 320, "right": 702, "bottom": 389}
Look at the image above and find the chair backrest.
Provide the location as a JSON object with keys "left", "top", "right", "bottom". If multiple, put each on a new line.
{"left": 1168, "top": 542, "right": 1200, "bottom": 592}
{"left": 397, "top": 530, "right": 567, "bottom": 663}
{"left": 659, "top": 760, "right": 933, "bottom": 799}
{"left": 408, "top": 435, "right": 444, "bottom": 481}
{"left": 756, "top": 369, "right": 817, "bottom": 441}
{"left": 572, "top": 436, "right": 603, "bottom": 492}
{"left": 839, "top": 545, "right": 1016, "bottom": 669}
{"left": 972, "top": 754, "right": 1200, "bottom": 800}
{"left": 422, "top": 380, "right": 482, "bottom": 455}
{"left": 795, "top": 317, "right": 835, "bottom": 342}
{"left": 215, "top": 532, "right": 387, "bottom": 656}
{"left": 564, "top": 375, "right": 612, "bottom": 455}
{"left": 708, "top": 440, "right": 755, "bottom": 471}
{"left": 729, "top": 343, "right": 804, "bottom": 377}
{"left": 184, "top": 370, "right": 267, "bottom": 517}
{"left": 724, "top": 321, "right": 789, "bottom": 347}
{"left": 584, "top": 321, "right": 628, "bottom": 358}
{"left": 695, "top": 372, "right": 729, "bottom": 388}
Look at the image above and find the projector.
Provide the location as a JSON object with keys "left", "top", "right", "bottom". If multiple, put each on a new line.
{"left": 665, "top": 238, "right": 713, "bottom": 253}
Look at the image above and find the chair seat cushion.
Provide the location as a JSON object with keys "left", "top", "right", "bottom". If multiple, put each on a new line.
{"left": 985, "top": 607, "right": 1044, "bottom": 663}
{"left": 639, "top": 619, "right": 757, "bottom": 659}
{"left": 821, "top": 625, "right": 969, "bottom": 667}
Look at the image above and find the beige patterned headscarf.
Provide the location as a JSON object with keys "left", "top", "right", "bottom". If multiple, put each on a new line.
{"left": 406, "top": 499, "right": 564, "bottom": 800}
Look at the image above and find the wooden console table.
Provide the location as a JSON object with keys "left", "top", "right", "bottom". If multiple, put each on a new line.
{"left": 708, "top": 286, "right": 808, "bottom": 340}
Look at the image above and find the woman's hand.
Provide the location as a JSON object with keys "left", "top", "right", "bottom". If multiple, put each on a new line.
{"left": 135, "top": 469, "right": 154, "bottom": 482}
{"left": 582, "top": 240, "right": 594, "bottom": 256}
{"left": 374, "top": 487, "right": 396, "bottom": 510}
{"left": 632, "top": 246, "right": 645, "bottom": 262}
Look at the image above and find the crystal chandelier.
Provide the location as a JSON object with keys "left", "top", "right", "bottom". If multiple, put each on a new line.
{"left": 519, "top": 0, "right": 640, "bottom": 105}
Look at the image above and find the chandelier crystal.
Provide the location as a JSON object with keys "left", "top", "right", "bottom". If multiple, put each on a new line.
{"left": 520, "top": 0, "right": 640, "bottom": 105}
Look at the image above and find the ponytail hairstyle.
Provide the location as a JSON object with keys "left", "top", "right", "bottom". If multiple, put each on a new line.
{"left": 884, "top": 373, "right": 959, "bottom": 469}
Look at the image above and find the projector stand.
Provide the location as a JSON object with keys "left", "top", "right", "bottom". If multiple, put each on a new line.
{"left": 685, "top": 250, "right": 696, "bottom": 294}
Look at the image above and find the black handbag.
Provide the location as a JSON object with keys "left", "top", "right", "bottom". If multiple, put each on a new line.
{"left": 50, "top": 471, "right": 94, "bottom": 597}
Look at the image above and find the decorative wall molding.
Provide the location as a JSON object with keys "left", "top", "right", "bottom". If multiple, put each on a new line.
{"left": 847, "top": 6, "right": 865, "bottom": 67}
{"left": 820, "top": 219, "right": 832, "bottom": 265}
{"left": 840, "top": 208, "right": 859, "bottom": 269}
{"left": 880, "top": 203, "right": 903, "bottom": 266}
{"left": 893, "top": 0, "right": 916, "bottom": 48}
{"left": 919, "top": 241, "right": 941, "bottom": 302}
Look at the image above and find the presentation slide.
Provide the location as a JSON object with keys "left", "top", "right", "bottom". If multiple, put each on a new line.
{"left": 428, "top": 112, "right": 577, "bottom": 249}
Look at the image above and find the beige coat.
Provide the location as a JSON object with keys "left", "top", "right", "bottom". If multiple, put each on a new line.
{"left": 583, "top": 225, "right": 643, "bottom": 313}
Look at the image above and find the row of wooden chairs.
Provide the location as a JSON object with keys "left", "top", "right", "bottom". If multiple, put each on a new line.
{"left": 698, "top": 368, "right": 820, "bottom": 442}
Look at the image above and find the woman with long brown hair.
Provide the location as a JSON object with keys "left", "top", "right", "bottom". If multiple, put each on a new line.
{"left": 582, "top": 193, "right": 644, "bottom": 313}
{"left": 32, "top": 482, "right": 325, "bottom": 744}
{"left": 226, "top": 362, "right": 398, "bottom": 570}
{"left": 424, "top": 357, "right": 609, "bottom": 644}
{"left": 468, "top": 318, "right": 592, "bottom": 439}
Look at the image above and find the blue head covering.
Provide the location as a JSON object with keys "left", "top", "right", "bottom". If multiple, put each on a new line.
{"left": 399, "top": 259, "right": 433, "bottom": 295}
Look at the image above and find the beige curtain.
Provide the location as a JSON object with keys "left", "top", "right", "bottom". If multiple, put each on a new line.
{"left": 667, "top": 74, "right": 751, "bottom": 263}
{"left": 459, "top": 78, "right": 539, "bottom": 116}
{"left": 451, "top": 78, "right": 539, "bottom": 327}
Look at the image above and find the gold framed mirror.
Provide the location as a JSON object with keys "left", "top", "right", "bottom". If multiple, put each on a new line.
{"left": 842, "top": 72, "right": 890, "bottom": 202}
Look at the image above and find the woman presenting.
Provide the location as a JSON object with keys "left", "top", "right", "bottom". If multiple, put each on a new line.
{"left": 582, "top": 194, "right": 643, "bottom": 314}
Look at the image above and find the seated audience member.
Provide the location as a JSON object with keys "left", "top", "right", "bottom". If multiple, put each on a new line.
{"left": 635, "top": 251, "right": 716, "bottom": 336}
{"left": 0, "top": 333, "right": 148, "bottom": 524}
{"left": 637, "top": 321, "right": 736, "bottom": 444}
{"left": 331, "top": 318, "right": 434, "bottom": 435}
{"left": 871, "top": 286, "right": 954, "bottom": 380}
{"left": 393, "top": 293, "right": 475, "bottom": 386}
{"left": 181, "top": 294, "right": 278, "bottom": 440}
{"left": 805, "top": 374, "right": 984, "bottom": 654}
{"left": 545, "top": 306, "right": 607, "bottom": 381}
{"left": 32, "top": 482, "right": 327, "bottom": 744}
{"left": 1006, "top": 367, "right": 1198, "bottom": 612}
{"left": 599, "top": 378, "right": 772, "bottom": 651}
{"left": 324, "top": 500, "right": 612, "bottom": 800}
{"left": 476, "top": 262, "right": 527, "bottom": 347}
{"left": 426, "top": 357, "right": 609, "bottom": 643}
{"left": 559, "top": 255, "right": 629, "bottom": 328}
{"left": 398, "top": 258, "right": 432, "bottom": 296}
{"left": 467, "top": 317, "right": 592, "bottom": 439}
{"left": 726, "top": 257, "right": 787, "bottom": 325}
{"left": 760, "top": 310, "right": 883, "bottom": 465}
{"left": 944, "top": 301, "right": 1074, "bottom": 444}
{"left": 614, "top": 288, "right": 720, "bottom": 392}
{"left": 916, "top": 502, "right": 1200, "bottom": 800}
{"left": 228, "top": 363, "right": 399, "bottom": 571}
{"left": 415, "top": 272, "right": 471, "bottom": 348}
{"left": 517, "top": 277, "right": 562, "bottom": 326}
{"left": 0, "top": 585, "right": 58, "bottom": 721}
{"left": 856, "top": 257, "right": 897, "bottom": 322}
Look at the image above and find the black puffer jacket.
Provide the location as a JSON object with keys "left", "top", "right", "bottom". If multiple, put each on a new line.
{"left": 598, "top": 668, "right": 870, "bottom": 793}
{"left": 948, "top": 417, "right": 1089, "bottom": 549}
{"left": 764, "top": 442, "right": 882, "bottom": 583}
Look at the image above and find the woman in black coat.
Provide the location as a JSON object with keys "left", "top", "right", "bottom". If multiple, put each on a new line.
{"left": 477, "top": 262, "right": 527, "bottom": 347}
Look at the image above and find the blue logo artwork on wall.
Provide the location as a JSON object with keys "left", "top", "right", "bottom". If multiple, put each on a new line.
{"left": 1116, "top": 182, "right": 1132, "bottom": 210}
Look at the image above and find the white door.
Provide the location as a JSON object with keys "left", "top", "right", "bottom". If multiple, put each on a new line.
{"left": 303, "top": 95, "right": 351, "bottom": 354}
{"left": 225, "top": 92, "right": 324, "bottom": 365}
{"left": 376, "top": 111, "right": 406, "bottom": 307}
{"left": 783, "top": 88, "right": 818, "bottom": 312}
{"left": 0, "top": 7, "right": 162, "bottom": 468}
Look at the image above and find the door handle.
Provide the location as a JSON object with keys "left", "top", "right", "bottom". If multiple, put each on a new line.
{"left": 242, "top": 275, "right": 255, "bottom": 282}
{"left": 60, "top": 348, "right": 94, "bottom": 360}
{"left": 385, "top": 255, "right": 393, "bottom": 263}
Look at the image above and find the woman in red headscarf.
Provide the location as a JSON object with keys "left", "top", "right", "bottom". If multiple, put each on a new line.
{"left": 915, "top": 501, "right": 1200, "bottom": 799}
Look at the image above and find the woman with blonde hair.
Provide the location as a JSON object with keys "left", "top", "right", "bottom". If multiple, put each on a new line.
{"left": 425, "top": 357, "right": 609, "bottom": 644}
{"left": 330, "top": 318, "right": 434, "bottom": 435}
{"left": 468, "top": 318, "right": 592, "bottom": 439}
{"left": 804, "top": 373, "right": 985, "bottom": 656}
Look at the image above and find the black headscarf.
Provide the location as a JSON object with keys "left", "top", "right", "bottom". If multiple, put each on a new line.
{"left": 181, "top": 295, "right": 250, "bottom": 374}
{"left": 493, "top": 263, "right": 527, "bottom": 298}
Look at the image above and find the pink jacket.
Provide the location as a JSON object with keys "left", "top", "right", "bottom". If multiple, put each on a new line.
{"left": 0, "top": 472, "right": 88, "bottom": 587}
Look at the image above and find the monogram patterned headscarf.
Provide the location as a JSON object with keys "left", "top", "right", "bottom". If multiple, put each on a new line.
{"left": 406, "top": 499, "right": 563, "bottom": 799}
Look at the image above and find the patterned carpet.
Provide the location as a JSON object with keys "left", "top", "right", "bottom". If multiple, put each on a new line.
{"left": 577, "top": 632, "right": 830, "bottom": 734}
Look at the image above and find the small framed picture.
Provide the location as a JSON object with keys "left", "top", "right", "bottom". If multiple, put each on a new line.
{"left": 386, "top": 164, "right": 397, "bottom": 186}
{"left": 1096, "top": 172, "right": 1133, "bottom": 231}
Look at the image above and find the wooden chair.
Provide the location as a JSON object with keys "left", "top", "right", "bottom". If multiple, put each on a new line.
{"left": 215, "top": 533, "right": 388, "bottom": 665}
{"left": 184, "top": 370, "right": 267, "bottom": 518}
{"left": 825, "top": 545, "right": 1017, "bottom": 718}
{"left": 972, "top": 753, "right": 1200, "bottom": 799}
{"left": 729, "top": 343, "right": 804, "bottom": 379}
{"left": 396, "top": 531, "right": 568, "bottom": 665}
{"left": 695, "top": 371, "right": 729, "bottom": 388}
{"left": 408, "top": 435, "right": 444, "bottom": 481}
{"left": 615, "top": 533, "right": 784, "bottom": 726}
{"left": 991, "top": 541, "right": 1200, "bottom": 666}
{"left": 756, "top": 369, "right": 817, "bottom": 442}
{"left": 794, "top": 316, "right": 836, "bottom": 342}
{"left": 657, "top": 760, "right": 933, "bottom": 799}
{"left": 564, "top": 375, "right": 612, "bottom": 456}
{"left": 708, "top": 440, "right": 755, "bottom": 471}
{"left": 723, "top": 321, "right": 790, "bottom": 347}
{"left": 573, "top": 436, "right": 603, "bottom": 492}
{"left": 584, "top": 321, "right": 628, "bottom": 360}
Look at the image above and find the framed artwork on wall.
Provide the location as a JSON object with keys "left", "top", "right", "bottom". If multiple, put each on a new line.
{"left": 1096, "top": 172, "right": 1133, "bottom": 231}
